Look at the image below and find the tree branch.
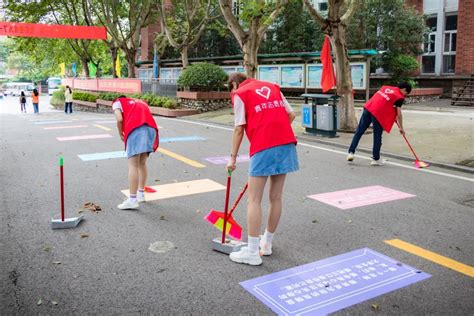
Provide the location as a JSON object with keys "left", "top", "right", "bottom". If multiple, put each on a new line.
{"left": 303, "top": 0, "right": 326, "bottom": 28}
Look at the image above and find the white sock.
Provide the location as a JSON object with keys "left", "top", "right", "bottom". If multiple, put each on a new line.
{"left": 138, "top": 189, "right": 145, "bottom": 196}
{"left": 248, "top": 236, "right": 260, "bottom": 254}
{"left": 263, "top": 230, "right": 274, "bottom": 244}
{"left": 129, "top": 194, "right": 137, "bottom": 203}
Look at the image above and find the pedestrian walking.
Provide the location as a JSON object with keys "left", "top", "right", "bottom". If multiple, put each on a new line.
{"left": 226, "top": 73, "right": 299, "bottom": 266}
{"left": 64, "top": 85, "right": 73, "bottom": 114}
{"left": 113, "top": 96, "right": 159, "bottom": 210}
{"left": 32, "top": 88, "right": 39, "bottom": 114}
{"left": 19, "top": 91, "right": 26, "bottom": 113}
{"left": 347, "top": 82, "right": 412, "bottom": 165}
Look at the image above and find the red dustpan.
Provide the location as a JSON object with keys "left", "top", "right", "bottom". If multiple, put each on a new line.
{"left": 205, "top": 181, "right": 247, "bottom": 241}
{"left": 396, "top": 122, "right": 430, "bottom": 168}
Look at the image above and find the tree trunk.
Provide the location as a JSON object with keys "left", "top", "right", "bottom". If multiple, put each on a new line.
{"left": 125, "top": 51, "right": 136, "bottom": 78}
{"left": 330, "top": 26, "right": 358, "bottom": 131}
{"left": 242, "top": 36, "right": 259, "bottom": 78}
{"left": 81, "top": 59, "right": 90, "bottom": 78}
{"left": 110, "top": 47, "right": 118, "bottom": 78}
{"left": 181, "top": 46, "right": 189, "bottom": 69}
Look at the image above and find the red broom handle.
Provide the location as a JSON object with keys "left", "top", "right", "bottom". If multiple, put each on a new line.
{"left": 228, "top": 183, "right": 248, "bottom": 218}
{"left": 396, "top": 121, "right": 420, "bottom": 161}
{"left": 221, "top": 172, "right": 232, "bottom": 244}
{"left": 59, "top": 157, "right": 65, "bottom": 222}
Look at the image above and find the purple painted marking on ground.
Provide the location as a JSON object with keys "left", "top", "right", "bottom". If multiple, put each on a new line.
{"left": 205, "top": 154, "right": 250, "bottom": 165}
{"left": 307, "top": 185, "right": 415, "bottom": 210}
{"left": 240, "top": 248, "right": 430, "bottom": 316}
{"left": 56, "top": 134, "right": 112, "bottom": 141}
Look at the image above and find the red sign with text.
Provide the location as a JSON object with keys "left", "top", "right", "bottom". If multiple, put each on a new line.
{"left": 0, "top": 22, "right": 106, "bottom": 40}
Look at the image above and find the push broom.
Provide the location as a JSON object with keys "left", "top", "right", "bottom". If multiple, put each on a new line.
{"left": 396, "top": 122, "right": 430, "bottom": 168}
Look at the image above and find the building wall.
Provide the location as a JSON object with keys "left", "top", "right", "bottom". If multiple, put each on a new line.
{"left": 140, "top": 23, "right": 161, "bottom": 62}
{"left": 456, "top": 0, "right": 474, "bottom": 75}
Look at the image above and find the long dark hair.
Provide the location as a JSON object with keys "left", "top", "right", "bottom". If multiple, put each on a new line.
{"left": 66, "top": 85, "right": 72, "bottom": 94}
{"left": 20, "top": 91, "right": 25, "bottom": 97}
{"left": 33, "top": 89, "right": 39, "bottom": 96}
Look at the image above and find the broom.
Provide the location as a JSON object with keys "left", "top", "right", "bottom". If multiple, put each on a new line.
{"left": 396, "top": 121, "right": 430, "bottom": 168}
{"left": 204, "top": 179, "right": 247, "bottom": 241}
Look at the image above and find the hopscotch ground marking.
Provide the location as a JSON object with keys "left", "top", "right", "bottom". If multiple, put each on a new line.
{"left": 44, "top": 125, "right": 88, "bottom": 130}
{"left": 159, "top": 118, "right": 474, "bottom": 183}
{"left": 57, "top": 134, "right": 112, "bottom": 141}
{"left": 385, "top": 239, "right": 474, "bottom": 278}
{"left": 34, "top": 120, "right": 74, "bottom": 125}
{"left": 93, "top": 124, "right": 112, "bottom": 131}
{"left": 121, "top": 179, "right": 225, "bottom": 201}
{"left": 307, "top": 185, "right": 415, "bottom": 210}
{"left": 157, "top": 147, "right": 206, "bottom": 168}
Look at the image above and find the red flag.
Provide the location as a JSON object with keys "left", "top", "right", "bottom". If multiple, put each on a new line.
{"left": 320, "top": 36, "right": 336, "bottom": 93}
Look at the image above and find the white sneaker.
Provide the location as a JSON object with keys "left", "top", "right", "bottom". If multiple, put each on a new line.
{"left": 371, "top": 159, "right": 384, "bottom": 166}
{"left": 137, "top": 194, "right": 145, "bottom": 203}
{"left": 117, "top": 199, "right": 139, "bottom": 210}
{"left": 229, "top": 247, "right": 262, "bottom": 266}
{"left": 259, "top": 237, "right": 273, "bottom": 256}
{"left": 347, "top": 153, "right": 355, "bottom": 162}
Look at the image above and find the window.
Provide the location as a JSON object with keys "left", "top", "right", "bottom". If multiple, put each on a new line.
{"left": 442, "top": 14, "right": 457, "bottom": 73}
{"left": 319, "top": 2, "right": 328, "bottom": 11}
{"left": 422, "top": 15, "right": 437, "bottom": 74}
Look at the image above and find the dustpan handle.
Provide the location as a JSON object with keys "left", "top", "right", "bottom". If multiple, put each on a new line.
{"left": 228, "top": 183, "right": 248, "bottom": 218}
{"left": 221, "top": 171, "right": 232, "bottom": 244}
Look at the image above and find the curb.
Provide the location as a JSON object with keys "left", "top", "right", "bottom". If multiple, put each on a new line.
{"left": 297, "top": 134, "right": 474, "bottom": 175}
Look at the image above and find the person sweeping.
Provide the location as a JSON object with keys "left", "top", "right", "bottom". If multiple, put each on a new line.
{"left": 113, "top": 96, "right": 159, "bottom": 210}
{"left": 226, "top": 73, "right": 299, "bottom": 266}
{"left": 347, "top": 82, "right": 412, "bottom": 165}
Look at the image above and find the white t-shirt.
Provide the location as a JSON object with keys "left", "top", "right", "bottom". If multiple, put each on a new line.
{"left": 233, "top": 92, "right": 294, "bottom": 126}
{"left": 112, "top": 101, "right": 122, "bottom": 111}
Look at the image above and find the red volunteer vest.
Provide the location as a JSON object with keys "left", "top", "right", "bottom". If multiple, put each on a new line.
{"left": 116, "top": 97, "right": 159, "bottom": 151}
{"left": 231, "top": 78, "right": 297, "bottom": 156}
{"left": 364, "top": 86, "right": 405, "bottom": 133}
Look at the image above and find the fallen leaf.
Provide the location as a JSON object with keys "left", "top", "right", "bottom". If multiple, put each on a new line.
{"left": 159, "top": 215, "right": 165, "bottom": 220}
{"left": 77, "top": 209, "right": 84, "bottom": 214}
{"left": 80, "top": 234, "right": 89, "bottom": 239}
{"left": 37, "top": 299, "right": 43, "bottom": 306}
{"left": 52, "top": 301, "right": 58, "bottom": 306}
{"left": 183, "top": 170, "right": 188, "bottom": 173}
{"left": 346, "top": 220, "right": 353, "bottom": 224}
{"left": 154, "top": 178, "right": 160, "bottom": 182}
{"left": 43, "top": 246, "right": 52, "bottom": 252}
{"left": 371, "top": 304, "right": 379, "bottom": 312}
{"left": 196, "top": 210, "right": 201, "bottom": 213}
{"left": 312, "top": 219, "right": 319, "bottom": 224}
{"left": 455, "top": 246, "right": 461, "bottom": 251}
{"left": 52, "top": 261, "right": 61, "bottom": 265}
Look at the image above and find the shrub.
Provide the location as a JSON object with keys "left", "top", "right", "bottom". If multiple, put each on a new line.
{"left": 72, "top": 91, "right": 98, "bottom": 102}
{"left": 384, "top": 53, "right": 419, "bottom": 84}
{"left": 50, "top": 86, "right": 65, "bottom": 107}
{"left": 98, "top": 92, "right": 123, "bottom": 101}
{"left": 177, "top": 62, "right": 228, "bottom": 92}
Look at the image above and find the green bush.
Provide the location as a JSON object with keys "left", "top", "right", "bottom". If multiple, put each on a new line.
{"left": 50, "top": 86, "right": 65, "bottom": 107}
{"left": 98, "top": 92, "right": 123, "bottom": 101}
{"left": 177, "top": 62, "right": 228, "bottom": 92}
{"left": 72, "top": 91, "right": 98, "bottom": 102}
{"left": 384, "top": 53, "right": 419, "bottom": 84}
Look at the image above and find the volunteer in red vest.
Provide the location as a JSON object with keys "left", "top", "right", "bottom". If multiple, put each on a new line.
{"left": 347, "top": 82, "right": 412, "bottom": 165}
{"left": 226, "top": 73, "right": 299, "bottom": 266}
{"left": 113, "top": 96, "right": 159, "bottom": 210}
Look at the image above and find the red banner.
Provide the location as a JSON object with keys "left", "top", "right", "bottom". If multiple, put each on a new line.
{"left": 62, "top": 78, "right": 142, "bottom": 94}
{"left": 0, "top": 22, "right": 106, "bottom": 40}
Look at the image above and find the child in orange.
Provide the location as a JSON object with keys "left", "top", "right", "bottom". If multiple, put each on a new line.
{"left": 32, "top": 89, "right": 39, "bottom": 114}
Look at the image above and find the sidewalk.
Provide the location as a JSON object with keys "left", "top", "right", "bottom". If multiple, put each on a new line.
{"left": 187, "top": 99, "right": 474, "bottom": 172}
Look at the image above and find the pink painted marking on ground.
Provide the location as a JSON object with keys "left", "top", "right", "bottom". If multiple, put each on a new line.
{"left": 44, "top": 125, "right": 88, "bottom": 130}
{"left": 308, "top": 185, "right": 415, "bottom": 210}
{"left": 56, "top": 134, "right": 112, "bottom": 141}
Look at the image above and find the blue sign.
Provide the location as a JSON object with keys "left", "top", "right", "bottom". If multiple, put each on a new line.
{"left": 240, "top": 248, "right": 430, "bottom": 316}
{"left": 301, "top": 104, "right": 313, "bottom": 128}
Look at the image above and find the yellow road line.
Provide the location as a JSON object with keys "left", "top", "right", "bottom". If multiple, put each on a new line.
{"left": 157, "top": 147, "right": 206, "bottom": 168}
{"left": 385, "top": 239, "right": 474, "bottom": 278}
{"left": 93, "top": 124, "right": 112, "bottom": 131}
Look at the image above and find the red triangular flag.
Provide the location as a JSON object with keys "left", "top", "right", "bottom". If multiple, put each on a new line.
{"left": 320, "top": 36, "right": 336, "bottom": 93}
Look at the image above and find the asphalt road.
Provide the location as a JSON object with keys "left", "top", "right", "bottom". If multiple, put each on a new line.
{"left": 1, "top": 97, "right": 473, "bottom": 315}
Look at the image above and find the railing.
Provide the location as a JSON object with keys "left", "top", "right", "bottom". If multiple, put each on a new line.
{"left": 140, "top": 78, "right": 178, "bottom": 97}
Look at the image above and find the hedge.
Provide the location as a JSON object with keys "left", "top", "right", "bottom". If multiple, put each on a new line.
{"left": 73, "top": 90, "right": 177, "bottom": 109}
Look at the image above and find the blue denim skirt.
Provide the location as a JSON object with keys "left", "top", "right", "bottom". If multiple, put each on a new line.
{"left": 126, "top": 124, "right": 156, "bottom": 158}
{"left": 249, "top": 143, "right": 299, "bottom": 177}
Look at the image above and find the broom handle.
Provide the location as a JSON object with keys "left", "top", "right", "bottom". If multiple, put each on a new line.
{"left": 228, "top": 183, "right": 248, "bottom": 218}
{"left": 395, "top": 121, "right": 420, "bottom": 161}
{"left": 221, "top": 171, "right": 232, "bottom": 244}
{"left": 59, "top": 157, "right": 65, "bottom": 222}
